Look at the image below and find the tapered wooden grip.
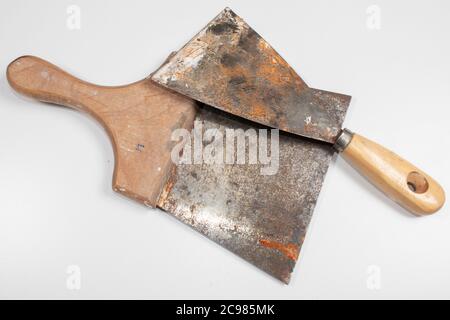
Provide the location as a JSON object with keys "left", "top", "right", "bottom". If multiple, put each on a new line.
{"left": 7, "top": 56, "right": 100, "bottom": 113}
{"left": 341, "top": 133, "right": 445, "bottom": 215}
{"left": 7, "top": 55, "right": 197, "bottom": 207}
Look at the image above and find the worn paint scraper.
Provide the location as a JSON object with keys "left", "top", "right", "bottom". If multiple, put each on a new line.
{"left": 6, "top": 8, "right": 444, "bottom": 285}
{"left": 7, "top": 54, "right": 333, "bottom": 283}
{"left": 152, "top": 7, "right": 445, "bottom": 216}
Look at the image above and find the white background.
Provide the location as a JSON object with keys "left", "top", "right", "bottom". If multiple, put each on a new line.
{"left": 0, "top": 0, "right": 449, "bottom": 299}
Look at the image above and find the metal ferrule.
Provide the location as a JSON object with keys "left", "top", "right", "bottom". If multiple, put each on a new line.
{"left": 333, "top": 128, "right": 354, "bottom": 152}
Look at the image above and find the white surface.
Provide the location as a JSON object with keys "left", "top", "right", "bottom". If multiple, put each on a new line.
{"left": 0, "top": 0, "right": 449, "bottom": 299}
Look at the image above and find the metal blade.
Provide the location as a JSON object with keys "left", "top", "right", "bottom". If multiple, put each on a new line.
{"left": 157, "top": 105, "right": 335, "bottom": 283}
{"left": 152, "top": 7, "right": 351, "bottom": 144}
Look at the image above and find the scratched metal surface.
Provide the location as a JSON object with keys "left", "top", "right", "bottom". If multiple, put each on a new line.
{"left": 157, "top": 106, "right": 335, "bottom": 283}
{"left": 152, "top": 8, "right": 351, "bottom": 144}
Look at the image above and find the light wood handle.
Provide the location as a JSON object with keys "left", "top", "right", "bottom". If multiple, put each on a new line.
{"left": 340, "top": 131, "right": 445, "bottom": 216}
{"left": 6, "top": 55, "right": 197, "bottom": 207}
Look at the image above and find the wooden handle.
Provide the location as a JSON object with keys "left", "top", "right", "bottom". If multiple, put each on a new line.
{"left": 7, "top": 55, "right": 197, "bottom": 207}
{"left": 340, "top": 131, "right": 445, "bottom": 215}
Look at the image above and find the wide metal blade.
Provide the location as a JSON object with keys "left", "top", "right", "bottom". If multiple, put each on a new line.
{"left": 157, "top": 105, "right": 335, "bottom": 283}
{"left": 152, "top": 7, "right": 351, "bottom": 144}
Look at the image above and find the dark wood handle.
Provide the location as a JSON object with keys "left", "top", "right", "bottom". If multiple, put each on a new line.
{"left": 7, "top": 55, "right": 197, "bottom": 207}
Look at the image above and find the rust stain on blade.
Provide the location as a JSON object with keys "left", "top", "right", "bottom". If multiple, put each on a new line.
{"left": 259, "top": 239, "right": 299, "bottom": 261}
{"left": 152, "top": 7, "right": 351, "bottom": 143}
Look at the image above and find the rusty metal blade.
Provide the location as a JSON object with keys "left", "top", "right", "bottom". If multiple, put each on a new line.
{"left": 152, "top": 7, "right": 351, "bottom": 144}
{"left": 157, "top": 105, "right": 335, "bottom": 283}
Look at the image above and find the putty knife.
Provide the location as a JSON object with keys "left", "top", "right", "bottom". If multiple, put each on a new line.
{"left": 7, "top": 55, "right": 335, "bottom": 283}
{"left": 152, "top": 7, "right": 445, "bottom": 216}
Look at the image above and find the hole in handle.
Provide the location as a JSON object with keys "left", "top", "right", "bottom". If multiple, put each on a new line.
{"left": 407, "top": 171, "right": 429, "bottom": 194}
